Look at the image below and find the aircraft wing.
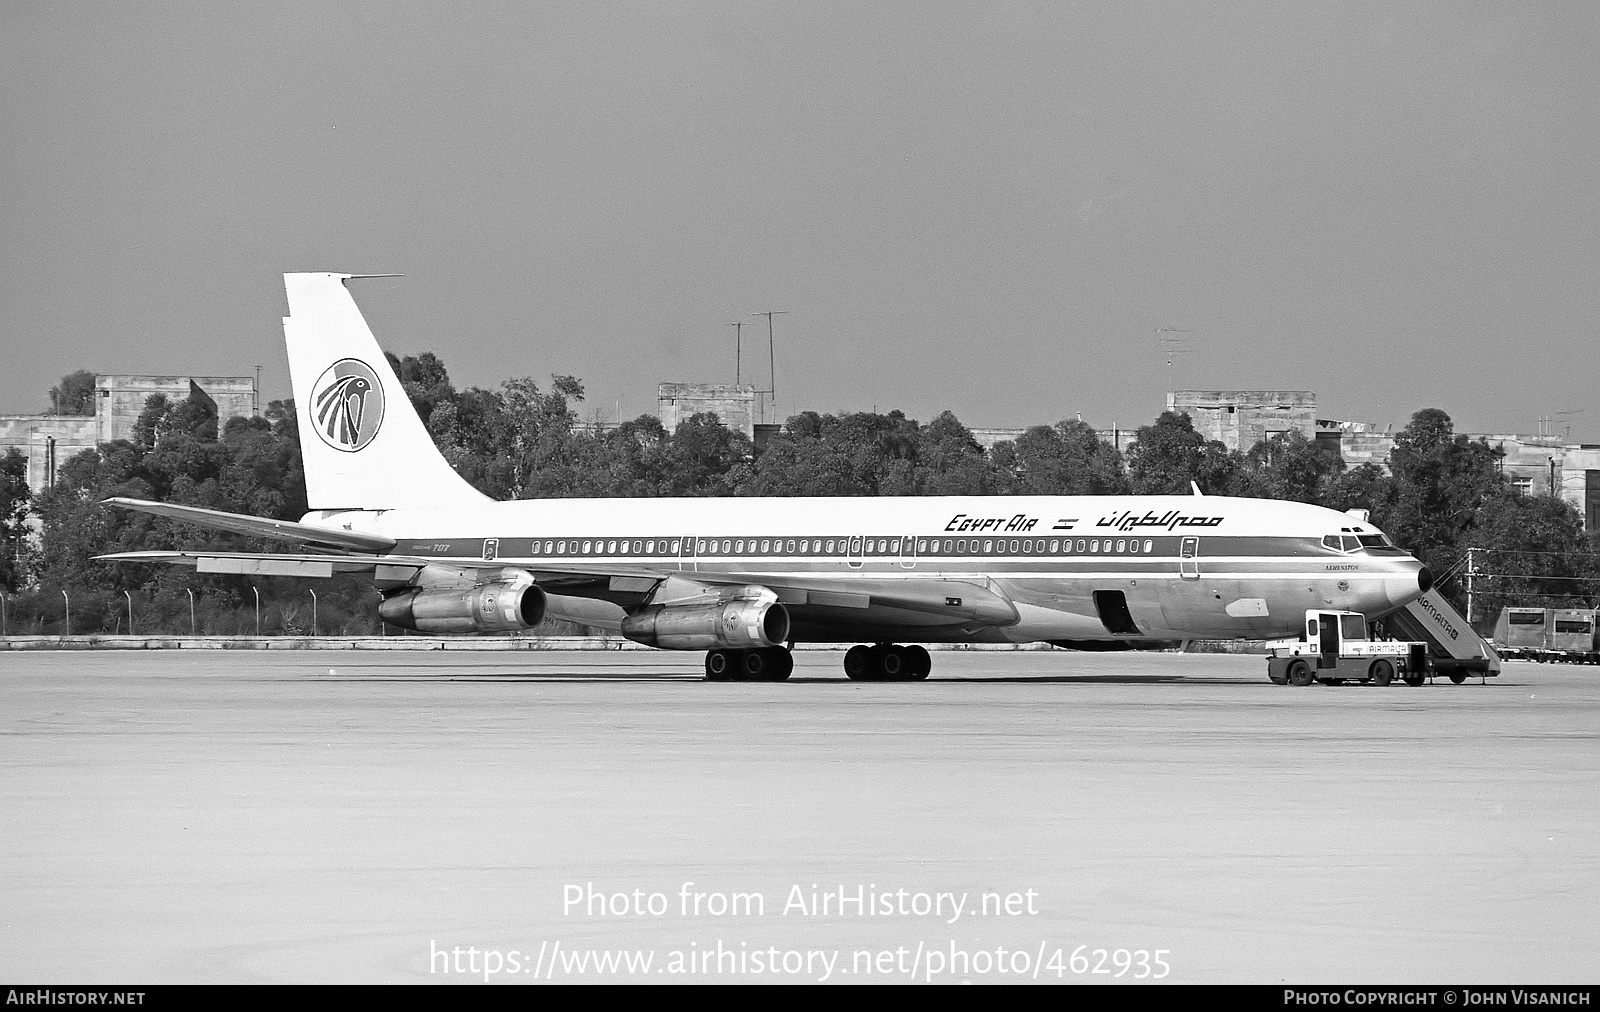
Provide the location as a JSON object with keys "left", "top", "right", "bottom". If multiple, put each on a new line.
{"left": 94, "top": 548, "right": 679, "bottom": 584}
{"left": 104, "top": 497, "right": 396, "bottom": 552}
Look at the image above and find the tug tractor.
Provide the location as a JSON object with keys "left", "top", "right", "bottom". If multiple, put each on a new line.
{"left": 1266, "top": 610, "right": 1431, "bottom": 687}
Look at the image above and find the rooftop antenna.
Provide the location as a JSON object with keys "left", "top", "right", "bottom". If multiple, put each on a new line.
{"left": 752, "top": 310, "right": 788, "bottom": 424}
{"left": 1554, "top": 409, "right": 1585, "bottom": 441}
{"left": 1155, "top": 327, "right": 1192, "bottom": 392}
{"left": 726, "top": 321, "right": 748, "bottom": 385}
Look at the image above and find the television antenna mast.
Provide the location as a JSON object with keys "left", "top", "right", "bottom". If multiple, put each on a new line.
{"left": 726, "top": 321, "right": 748, "bottom": 385}
{"left": 1554, "top": 409, "right": 1585, "bottom": 441}
{"left": 752, "top": 310, "right": 788, "bottom": 423}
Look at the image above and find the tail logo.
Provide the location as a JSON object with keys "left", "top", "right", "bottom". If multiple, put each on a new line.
{"left": 310, "top": 359, "right": 386, "bottom": 452}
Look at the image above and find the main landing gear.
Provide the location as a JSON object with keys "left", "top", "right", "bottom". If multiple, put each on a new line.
{"left": 843, "top": 643, "right": 931, "bottom": 681}
{"left": 704, "top": 646, "right": 794, "bottom": 682}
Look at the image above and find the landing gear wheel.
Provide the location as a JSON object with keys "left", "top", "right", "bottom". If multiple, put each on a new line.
{"left": 1370, "top": 659, "right": 1394, "bottom": 687}
{"left": 1448, "top": 673, "right": 1467, "bottom": 684}
{"left": 905, "top": 645, "right": 931, "bottom": 679}
{"left": 844, "top": 645, "right": 873, "bottom": 680}
{"left": 766, "top": 647, "right": 794, "bottom": 682}
{"left": 879, "top": 645, "right": 905, "bottom": 680}
{"left": 705, "top": 649, "right": 735, "bottom": 681}
{"left": 741, "top": 649, "right": 770, "bottom": 680}
{"left": 1287, "top": 659, "right": 1314, "bottom": 687}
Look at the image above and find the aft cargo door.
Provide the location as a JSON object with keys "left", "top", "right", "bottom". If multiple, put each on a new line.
{"left": 1179, "top": 537, "right": 1200, "bottom": 580}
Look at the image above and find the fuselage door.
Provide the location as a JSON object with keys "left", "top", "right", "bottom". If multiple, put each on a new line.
{"left": 1318, "top": 613, "right": 1341, "bottom": 666}
{"left": 1179, "top": 536, "right": 1200, "bottom": 580}
{"left": 848, "top": 535, "right": 864, "bottom": 570}
{"left": 900, "top": 535, "right": 918, "bottom": 570}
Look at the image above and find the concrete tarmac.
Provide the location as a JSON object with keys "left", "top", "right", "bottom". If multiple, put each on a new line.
{"left": 2, "top": 650, "right": 1596, "bottom": 984}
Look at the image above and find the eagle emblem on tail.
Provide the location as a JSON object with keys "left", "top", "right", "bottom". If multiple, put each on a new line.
{"left": 308, "top": 359, "right": 385, "bottom": 452}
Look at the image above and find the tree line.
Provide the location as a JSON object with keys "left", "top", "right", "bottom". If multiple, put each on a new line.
{"left": 1, "top": 352, "right": 1595, "bottom": 635}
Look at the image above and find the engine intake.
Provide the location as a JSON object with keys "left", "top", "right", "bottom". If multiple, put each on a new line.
{"left": 620, "top": 600, "right": 790, "bottom": 650}
{"left": 379, "top": 582, "right": 547, "bottom": 634}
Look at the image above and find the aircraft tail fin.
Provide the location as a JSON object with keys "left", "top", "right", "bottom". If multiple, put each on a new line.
{"left": 282, "top": 273, "right": 490, "bottom": 512}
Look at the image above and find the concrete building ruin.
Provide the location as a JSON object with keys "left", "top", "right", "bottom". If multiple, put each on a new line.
{"left": 0, "top": 375, "right": 256, "bottom": 493}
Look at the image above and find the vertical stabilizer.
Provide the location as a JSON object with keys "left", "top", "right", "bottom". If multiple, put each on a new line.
{"left": 283, "top": 272, "right": 489, "bottom": 511}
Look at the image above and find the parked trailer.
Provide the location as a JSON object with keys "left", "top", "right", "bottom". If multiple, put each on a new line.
{"left": 1494, "top": 607, "right": 1548, "bottom": 658}
{"left": 1492, "top": 606, "right": 1600, "bottom": 663}
{"left": 1266, "top": 610, "right": 1431, "bottom": 686}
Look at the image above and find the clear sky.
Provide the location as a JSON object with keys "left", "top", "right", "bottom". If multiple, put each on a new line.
{"left": 4, "top": 3, "right": 1598, "bottom": 440}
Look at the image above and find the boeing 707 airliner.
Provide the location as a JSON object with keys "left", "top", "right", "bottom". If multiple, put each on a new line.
{"left": 99, "top": 273, "right": 1433, "bottom": 680}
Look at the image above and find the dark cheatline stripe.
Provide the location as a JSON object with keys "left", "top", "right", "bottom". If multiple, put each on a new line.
{"left": 389, "top": 533, "right": 1340, "bottom": 564}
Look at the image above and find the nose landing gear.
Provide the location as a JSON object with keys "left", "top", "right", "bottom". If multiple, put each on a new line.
{"left": 843, "top": 643, "right": 931, "bottom": 681}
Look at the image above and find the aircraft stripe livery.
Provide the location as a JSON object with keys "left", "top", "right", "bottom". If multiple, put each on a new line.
{"left": 99, "top": 272, "right": 1433, "bottom": 681}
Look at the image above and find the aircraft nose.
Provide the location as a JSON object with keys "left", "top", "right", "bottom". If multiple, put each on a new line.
{"left": 1383, "top": 561, "right": 1432, "bottom": 610}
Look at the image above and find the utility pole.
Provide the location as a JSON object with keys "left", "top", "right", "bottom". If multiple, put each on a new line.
{"left": 1465, "top": 548, "right": 1475, "bottom": 626}
{"left": 726, "top": 321, "right": 748, "bottom": 385}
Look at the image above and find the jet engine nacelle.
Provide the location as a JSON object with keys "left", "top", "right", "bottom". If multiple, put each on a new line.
{"left": 378, "top": 582, "right": 547, "bottom": 634}
{"left": 620, "top": 600, "right": 790, "bottom": 650}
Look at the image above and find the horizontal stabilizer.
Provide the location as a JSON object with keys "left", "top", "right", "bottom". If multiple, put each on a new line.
{"left": 104, "top": 497, "right": 395, "bottom": 552}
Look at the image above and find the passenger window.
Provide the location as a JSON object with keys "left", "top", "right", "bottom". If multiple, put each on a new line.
{"left": 1116, "top": 539, "right": 1126, "bottom": 553}
{"left": 582, "top": 540, "right": 592, "bottom": 553}
{"left": 1076, "top": 540, "right": 1086, "bottom": 552}
{"left": 1090, "top": 540, "right": 1099, "bottom": 553}
{"left": 1143, "top": 540, "right": 1153, "bottom": 553}
{"left": 671, "top": 540, "right": 680, "bottom": 553}
{"left": 983, "top": 539, "right": 993, "bottom": 552}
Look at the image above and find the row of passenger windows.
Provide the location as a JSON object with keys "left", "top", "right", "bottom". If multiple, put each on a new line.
{"left": 520, "top": 536, "right": 1161, "bottom": 557}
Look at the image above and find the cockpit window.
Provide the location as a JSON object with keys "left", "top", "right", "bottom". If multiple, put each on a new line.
{"left": 1324, "top": 532, "right": 1400, "bottom": 552}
